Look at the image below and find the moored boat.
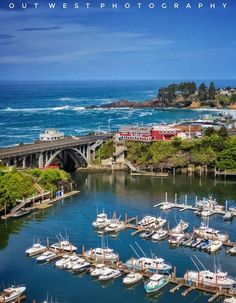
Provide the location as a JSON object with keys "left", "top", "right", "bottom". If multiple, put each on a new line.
{"left": 0, "top": 286, "right": 26, "bottom": 303}
{"left": 36, "top": 250, "right": 57, "bottom": 263}
{"left": 138, "top": 216, "right": 156, "bottom": 228}
{"left": 90, "top": 264, "right": 106, "bottom": 277}
{"left": 228, "top": 246, "right": 236, "bottom": 255}
{"left": 98, "top": 268, "right": 121, "bottom": 281}
{"left": 72, "top": 258, "right": 90, "bottom": 273}
{"left": 224, "top": 297, "right": 236, "bottom": 303}
{"left": 84, "top": 247, "right": 119, "bottom": 262}
{"left": 185, "top": 270, "right": 236, "bottom": 289}
{"left": 144, "top": 274, "right": 169, "bottom": 293}
{"left": 207, "top": 240, "right": 223, "bottom": 253}
{"left": 104, "top": 220, "right": 124, "bottom": 233}
{"left": 11, "top": 209, "right": 30, "bottom": 218}
{"left": 25, "top": 242, "right": 47, "bottom": 256}
{"left": 152, "top": 229, "right": 168, "bottom": 241}
{"left": 224, "top": 212, "right": 233, "bottom": 221}
{"left": 140, "top": 230, "right": 155, "bottom": 239}
{"left": 51, "top": 240, "right": 77, "bottom": 252}
{"left": 126, "top": 257, "right": 172, "bottom": 273}
{"left": 92, "top": 213, "right": 111, "bottom": 229}
{"left": 168, "top": 233, "right": 185, "bottom": 246}
{"left": 172, "top": 220, "right": 189, "bottom": 233}
{"left": 123, "top": 272, "right": 143, "bottom": 285}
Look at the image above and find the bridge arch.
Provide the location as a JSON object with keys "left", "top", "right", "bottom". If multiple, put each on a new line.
{"left": 45, "top": 147, "right": 88, "bottom": 169}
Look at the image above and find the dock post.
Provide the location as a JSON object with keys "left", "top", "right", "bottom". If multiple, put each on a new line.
{"left": 46, "top": 237, "right": 49, "bottom": 249}
{"left": 173, "top": 266, "right": 176, "bottom": 278}
{"left": 125, "top": 213, "right": 127, "bottom": 223}
{"left": 82, "top": 245, "right": 85, "bottom": 256}
{"left": 175, "top": 193, "right": 177, "bottom": 205}
{"left": 185, "top": 195, "right": 187, "bottom": 206}
{"left": 136, "top": 216, "right": 138, "bottom": 226}
{"left": 165, "top": 192, "right": 168, "bottom": 203}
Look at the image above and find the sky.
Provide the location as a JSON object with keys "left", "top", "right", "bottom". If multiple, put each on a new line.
{"left": 0, "top": 0, "right": 236, "bottom": 80}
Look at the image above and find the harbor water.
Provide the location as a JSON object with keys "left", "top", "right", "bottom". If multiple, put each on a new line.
{"left": 0, "top": 172, "right": 236, "bottom": 303}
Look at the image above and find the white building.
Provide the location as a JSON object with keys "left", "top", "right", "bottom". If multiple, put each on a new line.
{"left": 40, "top": 129, "right": 64, "bottom": 141}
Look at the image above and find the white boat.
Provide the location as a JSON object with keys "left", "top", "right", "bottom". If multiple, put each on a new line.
{"left": 25, "top": 242, "right": 46, "bottom": 256}
{"left": 168, "top": 233, "right": 185, "bottom": 246}
{"left": 140, "top": 230, "right": 155, "bottom": 239}
{"left": 194, "top": 222, "right": 228, "bottom": 242}
{"left": 207, "top": 240, "right": 223, "bottom": 253}
{"left": 196, "top": 196, "right": 218, "bottom": 209}
{"left": 201, "top": 209, "right": 214, "bottom": 217}
{"left": 84, "top": 247, "right": 119, "bottom": 262}
{"left": 172, "top": 220, "right": 189, "bottom": 233}
{"left": 126, "top": 257, "right": 172, "bottom": 273}
{"left": 138, "top": 216, "right": 156, "bottom": 228}
{"left": 123, "top": 272, "right": 143, "bottom": 285}
{"left": 185, "top": 270, "right": 236, "bottom": 289}
{"left": 160, "top": 202, "right": 172, "bottom": 211}
{"left": 228, "top": 246, "right": 236, "bottom": 255}
{"left": 55, "top": 254, "right": 71, "bottom": 268}
{"left": 104, "top": 221, "right": 124, "bottom": 233}
{"left": 224, "top": 212, "right": 233, "bottom": 221}
{"left": 90, "top": 264, "right": 106, "bottom": 277}
{"left": 0, "top": 286, "right": 26, "bottom": 303}
{"left": 63, "top": 255, "right": 79, "bottom": 269}
{"left": 152, "top": 229, "right": 168, "bottom": 241}
{"left": 144, "top": 274, "right": 169, "bottom": 293}
{"left": 98, "top": 268, "right": 121, "bottom": 281}
{"left": 229, "top": 207, "right": 236, "bottom": 216}
{"left": 36, "top": 250, "right": 57, "bottom": 263}
{"left": 72, "top": 258, "right": 90, "bottom": 272}
{"left": 155, "top": 217, "right": 166, "bottom": 229}
{"left": 51, "top": 240, "right": 77, "bottom": 252}
{"left": 224, "top": 297, "right": 236, "bottom": 303}
{"left": 92, "top": 213, "right": 111, "bottom": 229}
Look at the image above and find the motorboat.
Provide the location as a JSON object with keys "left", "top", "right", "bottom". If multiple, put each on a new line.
{"left": 229, "top": 207, "right": 236, "bottom": 216}
{"left": 55, "top": 254, "right": 71, "bottom": 268}
{"left": 172, "top": 220, "right": 189, "bottom": 233}
{"left": 224, "top": 212, "right": 233, "bottom": 221}
{"left": 160, "top": 203, "right": 172, "bottom": 211}
{"left": 25, "top": 242, "right": 46, "bottom": 256}
{"left": 84, "top": 247, "right": 119, "bottom": 262}
{"left": 191, "top": 238, "right": 202, "bottom": 248}
{"left": 152, "top": 229, "right": 168, "bottom": 241}
{"left": 201, "top": 240, "right": 212, "bottom": 251}
{"left": 224, "top": 297, "right": 236, "bottom": 303}
{"left": 138, "top": 216, "right": 156, "bottom": 228}
{"left": 63, "top": 255, "right": 79, "bottom": 269}
{"left": 168, "top": 233, "right": 185, "bottom": 246}
{"left": 72, "top": 258, "right": 90, "bottom": 273}
{"left": 36, "top": 250, "right": 57, "bottom": 263}
{"left": 185, "top": 270, "right": 236, "bottom": 289}
{"left": 0, "top": 286, "right": 26, "bottom": 303}
{"left": 144, "top": 274, "right": 169, "bottom": 293}
{"left": 126, "top": 257, "right": 172, "bottom": 273}
{"left": 51, "top": 240, "right": 77, "bottom": 252}
{"left": 228, "top": 246, "right": 236, "bottom": 255}
{"left": 194, "top": 222, "right": 228, "bottom": 242}
{"left": 207, "top": 240, "right": 223, "bottom": 253}
{"left": 98, "top": 268, "right": 121, "bottom": 281}
{"left": 92, "top": 213, "right": 111, "bottom": 229}
{"left": 104, "top": 220, "right": 124, "bottom": 233}
{"left": 182, "top": 237, "right": 193, "bottom": 247}
{"left": 201, "top": 209, "right": 214, "bottom": 217}
{"left": 140, "top": 230, "right": 155, "bottom": 239}
{"left": 123, "top": 272, "right": 143, "bottom": 285}
{"left": 155, "top": 217, "right": 167, "bottom": 229}
{"left": 90, "top": 264, "right": 106, "bottom": 277}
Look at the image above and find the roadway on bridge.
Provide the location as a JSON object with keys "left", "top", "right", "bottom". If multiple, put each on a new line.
{"left": 0, "top": 134, "right": 112, "bottom": 159}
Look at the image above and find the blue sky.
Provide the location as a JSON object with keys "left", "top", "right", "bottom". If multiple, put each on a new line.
{"left": 0, "top": 0, "right": 236, "bottom": 80}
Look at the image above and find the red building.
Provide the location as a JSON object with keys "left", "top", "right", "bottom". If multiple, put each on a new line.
{"left": 151, "top": 125, "right": 180, "bottom": 141}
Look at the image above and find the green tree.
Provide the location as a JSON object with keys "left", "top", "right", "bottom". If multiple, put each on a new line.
{"left": 205, "top": 127, "right": 216, "bottom": 137}
{"left": 218, "top": 126, "right": 228, "bottom": 139}
{"left": 230, "top": 94, "right": 236, "bottom": 103}
{"left": 198, "top": 83, "right": 208, "bottom": 101}
{"left": 208, "top": 82, "right": 216, "bottom": 99}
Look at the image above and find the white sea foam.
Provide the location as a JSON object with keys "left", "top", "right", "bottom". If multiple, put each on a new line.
{"left": 1, "top": 106, "right": 86, "bottom": 113}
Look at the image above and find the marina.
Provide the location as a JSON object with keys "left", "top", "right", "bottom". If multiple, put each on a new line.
{"left": 0, "top": 172, "right": 236, "bottom": 303}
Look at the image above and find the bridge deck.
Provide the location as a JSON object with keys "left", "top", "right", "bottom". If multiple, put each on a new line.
{"left": 0, "top": 134, "right": 112, "bottom": 159}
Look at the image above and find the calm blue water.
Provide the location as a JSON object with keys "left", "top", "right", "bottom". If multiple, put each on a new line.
{"left": 1, "top": 80, "right": 236, "bottom": 147}
{"left": 0, "top": 173, "right": 236, "bottom": 302}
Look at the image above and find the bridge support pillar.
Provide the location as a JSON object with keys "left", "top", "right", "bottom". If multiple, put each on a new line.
{"left": 22, "top": 157, "right": 26, "bottom": 169}
{"left": 86, "top": 145, "right": 91, "bottom": 163}
{"left": 38, "top": 153, "right": 44, "bottom": 168}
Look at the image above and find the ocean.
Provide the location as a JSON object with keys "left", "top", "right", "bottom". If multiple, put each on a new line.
{"left": 1, "top": 80, "right": 236, "bottom": 147}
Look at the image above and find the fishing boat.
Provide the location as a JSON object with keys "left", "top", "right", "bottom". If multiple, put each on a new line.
{"left": 207, "top": 240, "right": 223, "bottom": 253}
{"left": 36, "top": 250, "right": 57, "bottom": 263}
{"left": 25, "top": 242, "right": 46, "bottom": 256}
{"left": 72, "top": 258, "right": 90, "bottom": 273}
{"left": 84, "top": 247, "right": 119, "bottom": 262}
{"left": 92, "top": 213, "right": 111, "bottom": 229}
{"left": 126, "top": 257, "right": 172, "bottom": 273}
{"left": 144, "top": 274, "right": 169, "bottom": 293}
{"left": 51, "top": 240, "right": 77, "bottom": 252}
{"left": 138, "top": 216, "right": 156, "bottom": 228}
{"left": 0, "top": 286, "right": 26, "bottom": 303}
{"left": 168, "top": 233, "right": 185, "bottom": 246}
{"left": 224, "top": 212, "right": 233, "bottom": 221}
{"left": 123, "top": 272, "right": 143, "bottom": 285}
{"left": 185, "top": 270, "right": 236, "bottom": 288}
{"left": 90, "top": 264, "right": 106, "bottom": 277}
{"left": 11, "top": 209, "right": 30, "bottom": 218}
{"left": 104, "top": 220, "right": 124, "bottom": 233}
{"left": 152, "top": 229, "right": 168, "bottom": 241}
{"left": 98, "top": 268, "right": 121, "bottom": 281}
{"left": 172, "top": 220, "right": 189, "bottom": 233}
{"left": 140, "top": 230, "right": 155, "bottom": 239}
